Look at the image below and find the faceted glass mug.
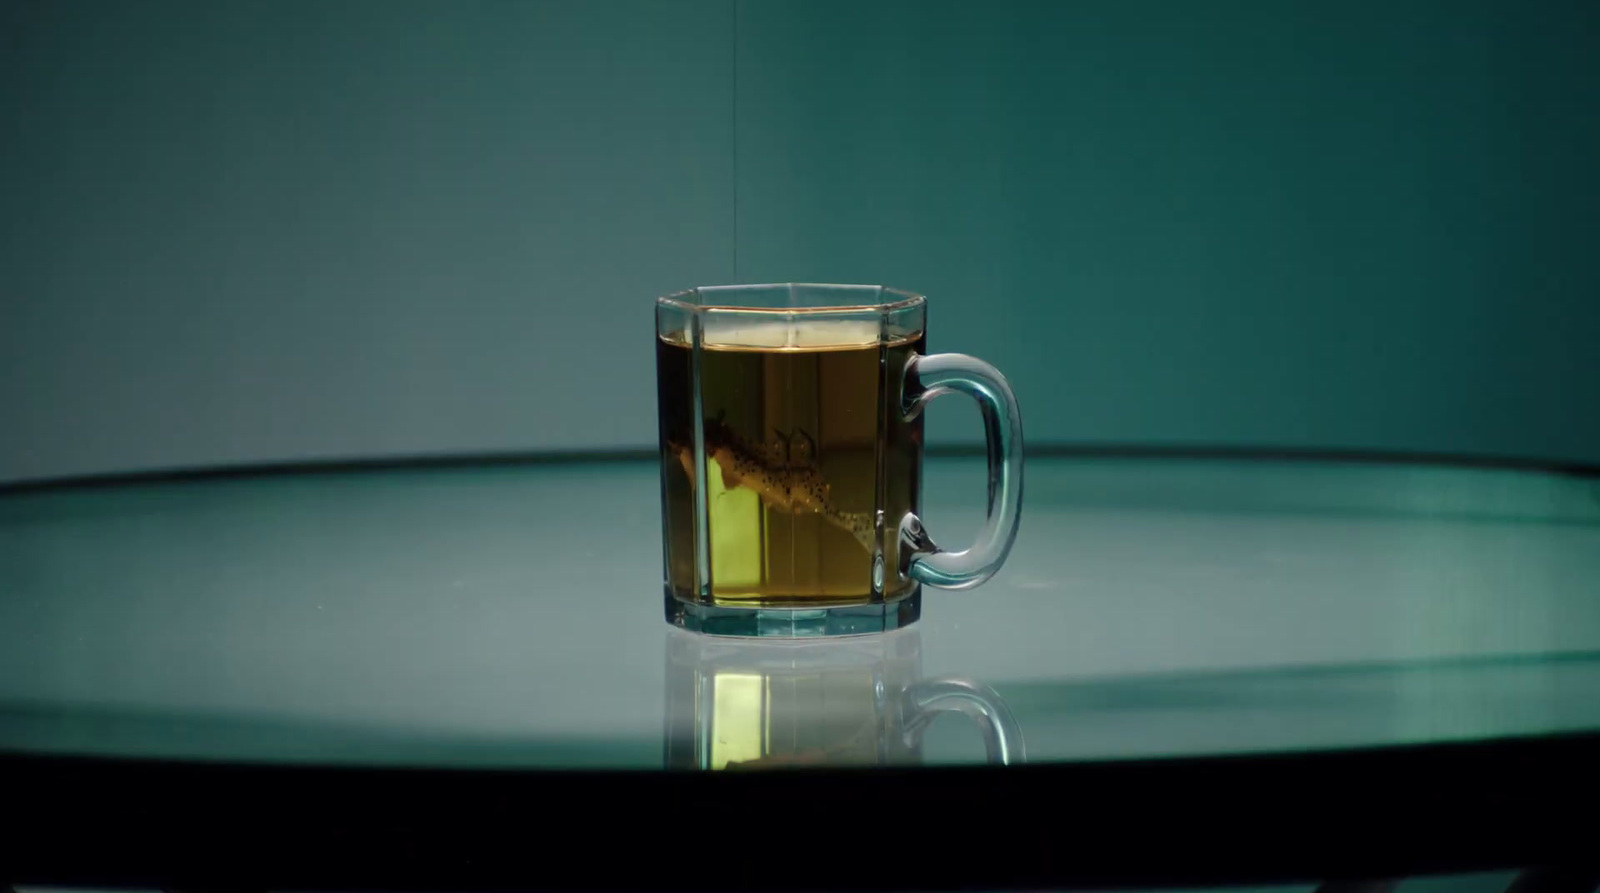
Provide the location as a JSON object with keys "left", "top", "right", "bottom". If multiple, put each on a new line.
{"left": 656, "top": 284, "right": 1023, "bottom": 637}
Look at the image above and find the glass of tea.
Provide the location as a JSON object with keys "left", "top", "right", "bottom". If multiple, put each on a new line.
{"left": 657, "top": 284, "right": 1023, "bottom": 637}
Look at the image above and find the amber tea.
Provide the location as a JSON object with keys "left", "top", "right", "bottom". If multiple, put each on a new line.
{"left": 657, "top": 319, "right": 924, "bottom": 605}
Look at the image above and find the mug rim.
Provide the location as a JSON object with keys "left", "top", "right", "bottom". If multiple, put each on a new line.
{"left": 657, "top": 282, "right": 925, "bottom": 314}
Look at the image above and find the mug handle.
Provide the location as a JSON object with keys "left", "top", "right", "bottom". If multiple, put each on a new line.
{"left": 901, "top": 676, "right": 1026, "bottom": 765}
{"left": 899, "top": 353, "right": 1024, "bottom": 590}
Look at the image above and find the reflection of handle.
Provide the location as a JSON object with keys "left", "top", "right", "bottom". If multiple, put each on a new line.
{"left": 901, "top": 676, "right": 1025, "bottom": 765}
{"left": 900, "top": 353, "right": 1024, "bottom": 590}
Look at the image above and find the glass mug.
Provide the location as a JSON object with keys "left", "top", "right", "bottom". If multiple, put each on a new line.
{"left": 663, "top": 627, "right": 1023, "bottom": 769}
{"left": 656, "top": 284, "right": 1023, "bottom": 636}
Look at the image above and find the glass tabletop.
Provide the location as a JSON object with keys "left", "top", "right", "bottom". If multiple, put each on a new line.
{"left": 2, "top": 454, "right": 1598, "bottom": 771}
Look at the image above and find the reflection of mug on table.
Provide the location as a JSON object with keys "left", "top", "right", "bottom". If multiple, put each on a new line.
{"left": 664, "top": 627, "right": 1023, "bottom": 770}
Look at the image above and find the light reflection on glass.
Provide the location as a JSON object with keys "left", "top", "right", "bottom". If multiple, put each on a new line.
{"left": 665, "top": 627, "right": 1023, "bottom": 770}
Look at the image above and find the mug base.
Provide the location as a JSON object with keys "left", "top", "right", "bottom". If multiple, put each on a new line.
{"left": 664, "top": 587, "right": 921, "bottom": 638}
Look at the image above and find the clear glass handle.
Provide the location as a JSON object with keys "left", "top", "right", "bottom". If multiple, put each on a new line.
{"left": 901, "top": 676, "right": 1026, "bottom": 765}
{"left": 899, "top": 353, "right": 1024, "bottom": 590}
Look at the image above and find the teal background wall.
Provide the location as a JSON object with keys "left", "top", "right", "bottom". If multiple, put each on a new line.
{"left": 3, "top": 0, "right": 1597, "bottom": 482}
